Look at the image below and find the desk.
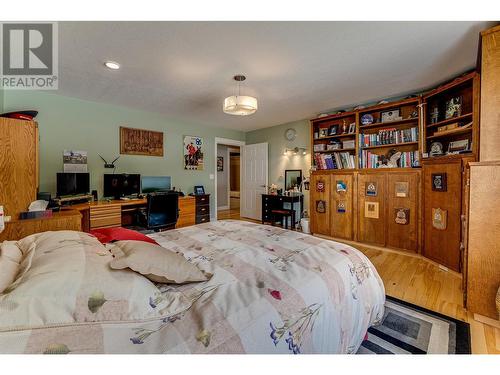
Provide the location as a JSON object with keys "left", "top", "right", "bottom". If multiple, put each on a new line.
{"left": 261, "top": 194, "right": 304, "bottom": 226}
{"left": 70, "top": 196, "right": 197, "bottom": 231}
{"left": 0, "top": 210, "right": 82, "bottom": 241}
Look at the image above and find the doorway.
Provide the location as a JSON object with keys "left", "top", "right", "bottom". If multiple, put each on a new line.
{"left": 214, "top": 137, "right": 245, "bottom": 221}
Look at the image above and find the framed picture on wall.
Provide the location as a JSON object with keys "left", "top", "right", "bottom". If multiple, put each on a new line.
{"left": 217, "top": 156, "right": 224, "bottom": 172}
{"left": 184, "top": 135, "right": 204, "bottom": 170}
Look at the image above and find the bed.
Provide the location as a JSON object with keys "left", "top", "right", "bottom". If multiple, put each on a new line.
{"left": 0, "top": 220, "right": 385, "bottom": 354}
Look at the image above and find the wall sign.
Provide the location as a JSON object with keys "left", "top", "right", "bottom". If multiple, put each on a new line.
{"left": 336, "top": 200, "right": 346, "bottom": 213}
{"left": 316, "top": 200, "right": 326, "bottom": 213}
{"left": 395, "top": 181, "right": 409, "bottom": 197}
{"left": 120, "top": 126, "right": 164, "bottom": 157}
{"left": 432, "top": 208, "right": 447, "bottom": 230}
{"left": 394, "top": 208, "right": 410, "bottom": 225}
{"left": 365, "top": 182, "right": 377, "bottom": 196}
{"left": 316, "top": 180, "right": 325, "bottom": 192}
{"left": 336, "top": 180, "right": 347, "bottom": 193}
{"left": 364, "top": 201, "right": 379, "bottom": 219}
{"left": 432, "top": 173, "right": 447, "bottom": 192}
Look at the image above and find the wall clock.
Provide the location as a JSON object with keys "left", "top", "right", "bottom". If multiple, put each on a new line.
{"left": 285, "top": 128, "right": 297, "bottom": 141}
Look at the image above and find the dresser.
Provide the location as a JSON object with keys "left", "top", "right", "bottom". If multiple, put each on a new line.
{"left": 194, "top": 194, "right": 210, "bottom": 224}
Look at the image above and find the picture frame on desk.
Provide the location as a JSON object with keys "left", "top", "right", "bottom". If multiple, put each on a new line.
{"left": 193, "top": 185, "right": 205, "bottom": 195}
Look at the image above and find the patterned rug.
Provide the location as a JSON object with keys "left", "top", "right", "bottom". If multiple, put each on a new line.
{"left": 357, "top": 296, "right": 471, "bottom": 354}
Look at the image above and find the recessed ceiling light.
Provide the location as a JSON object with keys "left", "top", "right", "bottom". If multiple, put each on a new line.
{"left": 104, "top": 61, "right": 120, "bottom": 70}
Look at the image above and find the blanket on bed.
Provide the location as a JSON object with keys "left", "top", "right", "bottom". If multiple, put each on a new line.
{"left": 0, "top": 220, "right": 385, "bottom": 354}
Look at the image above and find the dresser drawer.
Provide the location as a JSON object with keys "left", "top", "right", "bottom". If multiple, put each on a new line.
{"left": 196, "top": 214, "right": 210, "bottom": 224}
{"left": 195, "top": 194, "right": 210, "bottom": 206}
{"left": 196, "top": 205, "right": 209, "bottom": 216}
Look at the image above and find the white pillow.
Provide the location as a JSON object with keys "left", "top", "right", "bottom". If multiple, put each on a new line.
{"left": 0, "top": 242, "right": 23, "bottom": 294}
{"left": 109, "top": 240, "right": 211, "bottom": 284}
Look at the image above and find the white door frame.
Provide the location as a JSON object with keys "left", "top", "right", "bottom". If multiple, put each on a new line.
{"left": 214, "top": 137, "right": 245, "bottom": 218}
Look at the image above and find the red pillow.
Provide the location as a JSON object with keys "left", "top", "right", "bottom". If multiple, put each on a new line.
{"left": 90, "top": 227, "right": 158, "bottom": 245}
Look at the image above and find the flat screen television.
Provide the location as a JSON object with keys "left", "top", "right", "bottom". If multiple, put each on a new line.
{"left": 56, "top": 172, "right": 90, "bottom": 197}
{"left": 141, "top": 176, "right": 172, "bottom": 193}
{"left": 103, "top": 173, "right": 141, "bottom": 198}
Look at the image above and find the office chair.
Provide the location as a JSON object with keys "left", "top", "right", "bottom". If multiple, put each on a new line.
{"left": 138, "top": 192, "right": 179, "bottom": 231}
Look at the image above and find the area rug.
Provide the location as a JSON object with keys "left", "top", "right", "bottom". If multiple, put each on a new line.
{"left": 357, "top": 296, "right": 471, "bottom": 354}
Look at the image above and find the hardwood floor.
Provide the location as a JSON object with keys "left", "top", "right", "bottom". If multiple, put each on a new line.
{"left": 216, "top": 213, "right": 500, "bottom": 354}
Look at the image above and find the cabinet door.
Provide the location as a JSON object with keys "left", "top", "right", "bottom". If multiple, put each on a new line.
{"left": 330, "top": 173, "right": 354, "bottom": 240}
{"left": 310, "top": 173, "right": 330, "bottom": 235}
{"left": 0, "top": 118, "right": 37, "bottom": 217}
{"left": 423, "top": 161, "right": 462, "bottom": 271}
{"left": 386, "top": 172, "right": 419, "bottom": 252}
{"left": 357, "top": 173, "right": 386, "bottom": 246}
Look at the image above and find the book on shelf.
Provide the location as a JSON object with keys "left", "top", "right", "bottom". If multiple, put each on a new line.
{"left": 360, "top": 150, "right": 419, "bottom": 168}
{"left": 360, "top": 127, "right": 418, "bottom": 147}
{"left": 314, "top": 152, "right": 355, "bottom": 170}
{"left": 342, "top": 139, "right": 355, "bottom": 149}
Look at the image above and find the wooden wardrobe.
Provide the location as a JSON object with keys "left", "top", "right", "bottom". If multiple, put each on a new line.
{"left": 466, "top": 25, "right": 500, "bottom": 320}
{"left": 0, "top": 117, "right": 39, "bottom": 218}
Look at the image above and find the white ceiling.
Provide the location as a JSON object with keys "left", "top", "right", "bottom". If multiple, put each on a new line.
{"left": 56, "top": 21, "right": 494, "bottom": 131}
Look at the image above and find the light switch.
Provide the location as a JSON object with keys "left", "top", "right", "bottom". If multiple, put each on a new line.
{"left": 209, "top": 174, "right": 214, "bottom": 180}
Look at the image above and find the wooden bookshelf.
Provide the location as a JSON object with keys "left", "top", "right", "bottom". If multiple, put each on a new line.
{"left": 422, "top": 72, "right": 480, "bottom": 159}
{"left": 357, "top": 97, "right": 422, "bottom": 169}
{"left": 311, "top": 111, "right": 357, "bottom": 170}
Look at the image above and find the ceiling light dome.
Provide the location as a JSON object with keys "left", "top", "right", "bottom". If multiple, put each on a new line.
{"left": 104, "top": 61, "right": 120, "bottom": 70}
{"left": 223, "top": 75, "right": 258, "bottom": 116}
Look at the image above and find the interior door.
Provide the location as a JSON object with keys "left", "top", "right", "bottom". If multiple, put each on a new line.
{"left": 241, "top": 142, "right": 268, "bottom": 220}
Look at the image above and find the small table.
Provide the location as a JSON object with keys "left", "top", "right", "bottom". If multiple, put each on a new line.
{"left": 261, "top": 193, "right": 304, "bottom": 227}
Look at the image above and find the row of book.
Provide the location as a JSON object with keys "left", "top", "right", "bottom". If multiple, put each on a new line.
{"left": 314, "top": 152, "right": 355, "bottom": 170}
{"left": 360, "top": 127, "right": 418, "bottom": 147}
{"left": 360, "top": 150, "right": 420, "bottom": 168}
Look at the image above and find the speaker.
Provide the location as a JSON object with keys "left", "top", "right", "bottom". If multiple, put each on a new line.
{"left": 92, "top": 190, "right": 98, "bottom": 201}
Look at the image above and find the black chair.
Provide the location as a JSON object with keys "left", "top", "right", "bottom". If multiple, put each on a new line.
{"left": 138, "top": 192, "right": 179, "bottom": 231}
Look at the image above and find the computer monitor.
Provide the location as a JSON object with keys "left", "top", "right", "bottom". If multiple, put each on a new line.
{"left": 56, "top": 173, "right": 90, "bottom": 197}
{"left": 121, "top": 174, "right": 141, "bottom": 196}
{"left": 103, "top": 174, "right": 141, "bottom": 198}
{"left": 141, "top": 176, "right": 172, "bottom": 193}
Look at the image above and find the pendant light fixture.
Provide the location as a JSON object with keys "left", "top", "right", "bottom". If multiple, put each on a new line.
{"left": 223, "top": 75, "right": 258, "bottom": 116}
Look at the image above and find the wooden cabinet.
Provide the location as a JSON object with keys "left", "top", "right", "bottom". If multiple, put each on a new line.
{"left": 0, "top": 210, "right": 82, "bottom": 241}
{"left": 176, "top": 196, "right": 196, "bottom": 228}
{"left": 0, "top": 118, "right": 39, "bottom": 218}
{"left": 311, "top": 169, "right": 420, "bottom": 252}
{"left": 422, "top": 157, "right": 467, "bottom": 271}
{"left": 386, "top": 172, "right": 419, "bottom": 251}
{"left": 194, "top": 194, "right": 210, "bottom": 224}
{"left": 479, "top": 25, "right": 500, "bottom": 162}
{"left": 357, "top": 172, "right": 387, "bottom": 246}
{"left": 466, "top": 162, "right": 500, "bottom": 319}
{"left": 89, "top": 205, "right": 122, "bottom": 229}
{"left": 310, "top": 173, "right": 330, "bottom": 236}
{"left": 330, "top": 173, "right": 354, "bottom": 240}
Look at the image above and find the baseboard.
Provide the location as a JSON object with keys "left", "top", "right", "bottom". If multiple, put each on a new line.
{"left": 217, "top": 205, "right": 230, "bottom": 211}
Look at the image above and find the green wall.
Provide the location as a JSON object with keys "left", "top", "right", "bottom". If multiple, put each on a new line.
{"left": 246, "top": 119, "right": 311, "bottom": 212}
{"left": 3, "top": 91, "right": 245, "bottom": 218}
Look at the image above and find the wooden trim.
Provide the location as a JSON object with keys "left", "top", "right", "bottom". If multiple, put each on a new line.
{"left": 480, "top": 24, "right": 500, "bottom": 37}
{"left": 423, "top": 71, "right": 478, "bottom": 99}
{"left": 310, "top": 110, "right": 357, "bottom": 123}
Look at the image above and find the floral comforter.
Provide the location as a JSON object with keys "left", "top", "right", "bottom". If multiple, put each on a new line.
{"left": 0, "top": 220, "right": 385, "bottom": 354}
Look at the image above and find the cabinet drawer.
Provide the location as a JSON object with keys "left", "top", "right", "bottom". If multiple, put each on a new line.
{"left": 195, "top": 195, "right": 210, "bottom": 205}
{"left": 90, "top": 205, "right": 121, "bottom": 229}
{"left": 196, "top": 205, "right": 210, "bottom": 215}
{"left": 196, "top": 214, "right": 210, "bottom": 224}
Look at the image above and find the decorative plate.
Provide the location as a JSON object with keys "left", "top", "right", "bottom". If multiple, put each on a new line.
{"left": 360, "top": 114, "right": 374, "bottom": 125}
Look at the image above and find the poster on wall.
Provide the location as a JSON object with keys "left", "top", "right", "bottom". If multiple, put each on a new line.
{"left": 63, "top": 150, "right": 88, "bottom": 173}
{"left": 184, "top": 135, "right": 204, "bottom": 170}
{"left": 364, "top": 201, "right": 379, "bottom": 219}
{"left": 120, "top": 126, "right": 164, "bottom": 156}
{"left": 217, "top": 156, "right": 224, "bottom": 172}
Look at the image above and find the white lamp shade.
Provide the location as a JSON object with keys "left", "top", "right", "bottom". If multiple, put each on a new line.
{"left": 223, "top": 95, "right": 258, "bottom": 116}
